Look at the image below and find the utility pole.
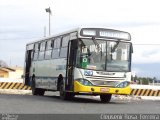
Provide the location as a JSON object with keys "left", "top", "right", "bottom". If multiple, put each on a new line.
{"left": 44, "top": 26, "right": 46, "bottom": 37}
{"left": 45, "top": 7, "right": 52, "bottom": 36}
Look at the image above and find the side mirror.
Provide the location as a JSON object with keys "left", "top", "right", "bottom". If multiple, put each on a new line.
{"left": 131, "top": 44, "right": 133, "bottom": 53}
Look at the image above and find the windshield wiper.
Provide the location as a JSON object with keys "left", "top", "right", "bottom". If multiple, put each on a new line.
{"left": 91, "top": 38, "right": 104, "bottom": 61}
{"left": 92, "top": 38, "right": 101, "bottom": 52}
{"left": 111, "top": 40, "right": 120, "bottom": 53}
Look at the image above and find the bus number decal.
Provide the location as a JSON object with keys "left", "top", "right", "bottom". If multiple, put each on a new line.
{"left": 84, "top": 70, "right": 93, "bottom": 76}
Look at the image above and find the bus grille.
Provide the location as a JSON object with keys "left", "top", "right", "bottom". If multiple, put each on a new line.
{"left": 85, "top": 76, "right": 125, "bottom": 86}
{"left": 91, "top": 80, "right": 116, "bottom": 86}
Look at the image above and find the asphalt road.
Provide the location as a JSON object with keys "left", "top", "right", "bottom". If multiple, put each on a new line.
{"left": 0, "top": 92, "right": 159, "bottom": 115}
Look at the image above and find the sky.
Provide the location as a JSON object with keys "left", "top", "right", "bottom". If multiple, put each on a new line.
{"left": 0, "top": 0, "right": 160, "bottom": 78}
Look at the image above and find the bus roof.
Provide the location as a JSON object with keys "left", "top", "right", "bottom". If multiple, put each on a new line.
{"left": 26, "top": 27, "right": 80, "bottom": 45}
{"left": 26, "top": 27, "right": 131, "bottom": 46}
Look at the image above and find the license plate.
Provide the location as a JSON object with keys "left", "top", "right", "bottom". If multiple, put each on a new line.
{"left": 100, "top": 88, "right": 109, "bottom": 92}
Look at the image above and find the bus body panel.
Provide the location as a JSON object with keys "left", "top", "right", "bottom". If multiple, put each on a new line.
{"left": 73, "top": 67, "right": 131, "bottom": 95}
{"left": 31, "top": 58, "right": 67, "bottom": 90}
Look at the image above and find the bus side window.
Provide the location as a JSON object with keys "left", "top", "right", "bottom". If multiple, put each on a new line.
{"left": 52, "top": 37, "right": 61, "bottom": 59}
{"left": 52, "top": 49, "right": 60, "bottom": 59}
{"left": 45, "top": 40, "right": 52, "bottom": 59}
{"left": 38, "top": 42, "right": 46, "bottom": 60}
{"left": 33, "top": 43, "right": 39, "bottom": 60}
{"left": 54, "top": 37, "right": 61, "bottom": 48}
{"left": 62, "top": 35, "right": 70, "bottom": 47}
{"left": 60, "top": 47, "right": 67, "bottom": 58}
{"left": 60, "top": 35, "right": 69, "bottom": 58}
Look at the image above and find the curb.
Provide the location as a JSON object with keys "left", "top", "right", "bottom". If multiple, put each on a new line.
{"left": 140, "top": 96, "right": 160, "bottom": 100}
{"left": 0, "top": 89, "right": 32, "bottom": 95}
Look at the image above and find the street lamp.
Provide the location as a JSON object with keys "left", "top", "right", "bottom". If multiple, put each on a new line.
{"left": 45, "top": 7, "right": 52, "bottom": 36}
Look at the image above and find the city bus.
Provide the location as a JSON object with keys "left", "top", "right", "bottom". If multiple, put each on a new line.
{"left": 24, "top": 27, "right": 133, "bottom": 103}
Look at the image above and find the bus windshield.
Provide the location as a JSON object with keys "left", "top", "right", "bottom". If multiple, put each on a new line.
{"left": 76, "top": 39, "right": 131, "bottom": 72}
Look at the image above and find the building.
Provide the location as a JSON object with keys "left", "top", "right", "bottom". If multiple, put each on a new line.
{"left": 0, "top": 67, "right": 23, "bottom": 79}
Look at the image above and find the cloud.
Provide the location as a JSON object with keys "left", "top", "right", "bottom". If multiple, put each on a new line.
{"left": 142, "top": 49, "right": 159, "bottom": 58}
{"left": 132, "top": 63, "right": 160, "bottom": 79}
{"left": 132, "top": 45, "right": 160, "bottom": 64}
{"left": 0, "top": 39, "right": 25, "bottom": 66}
{"left": 0, "top": 0, "right": 160, "bottom": 72}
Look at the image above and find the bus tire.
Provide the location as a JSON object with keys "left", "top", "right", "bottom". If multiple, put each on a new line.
{"left": 38, "top": 89, "right": 45, "bottom": 96}
{"left": 100, "top": 94, "right": 112, "bottom": 103}
{"left": 59, "top": 84, "right": 74, "bottom": 100}
{"left": 31, "top": 76, "right": 39, "bottom": 95}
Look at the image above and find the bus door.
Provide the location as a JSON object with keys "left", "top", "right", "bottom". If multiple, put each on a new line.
{"left": 25, "top": 50, "right": 32, "bottom": 86}
{"left": 66, "top": 40, "right": 77, "bottom": 91}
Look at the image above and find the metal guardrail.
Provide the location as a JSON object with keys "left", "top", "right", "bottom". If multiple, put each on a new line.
{"left": 149, "top": 83, "right": 160, "bottom": 86}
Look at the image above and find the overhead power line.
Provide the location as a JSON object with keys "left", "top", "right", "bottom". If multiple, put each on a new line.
{"left": 0, "top": 36, "right": 43, "bottom": 41}
{"left": 133, "top": 44, "right": 160, "bottom": 45}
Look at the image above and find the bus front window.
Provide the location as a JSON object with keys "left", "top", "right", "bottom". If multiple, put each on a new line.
{"left": 76, "top": 39, "right": 131, "bottom": 72}
{"left": 106, "top": 41, "right": 131, "bottom": 72}
{"left": 76, "top": 39, "right": 106, "bottom": 71}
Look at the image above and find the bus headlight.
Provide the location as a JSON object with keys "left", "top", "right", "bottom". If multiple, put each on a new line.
{"left": 115, "top": 81, "right": 130, "bottom": 88}
{"left": 76, "top": 79, "right": 93, "bottom": 86}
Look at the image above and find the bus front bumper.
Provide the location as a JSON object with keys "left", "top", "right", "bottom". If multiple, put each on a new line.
{"left": 74, "top": 81, "right": 131, "bottom": 95}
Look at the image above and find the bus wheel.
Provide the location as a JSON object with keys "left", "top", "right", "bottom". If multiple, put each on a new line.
{"left": 59, "top": 84, "right": 74, "bottom": 100}
{"left": 38, "top": 89, "right": 45, "bottom": 96}
{"left": 100, "top": 94, "right": 112, "bottom": 103}
{"left": 31, "top": 76, "right": 38, "bottom": 95}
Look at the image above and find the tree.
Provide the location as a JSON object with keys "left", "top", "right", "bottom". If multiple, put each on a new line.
{"left": 131, "top": 75, "right": 138, "bottom": 82}
{"left": 131, "top": 75, "right": 158, "bottom": 85}
{"left": 152, "top": 77, "right": 157, "bottom": 84}
{"left": 140, "top": 77, "right": 148, "bottom": 85}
